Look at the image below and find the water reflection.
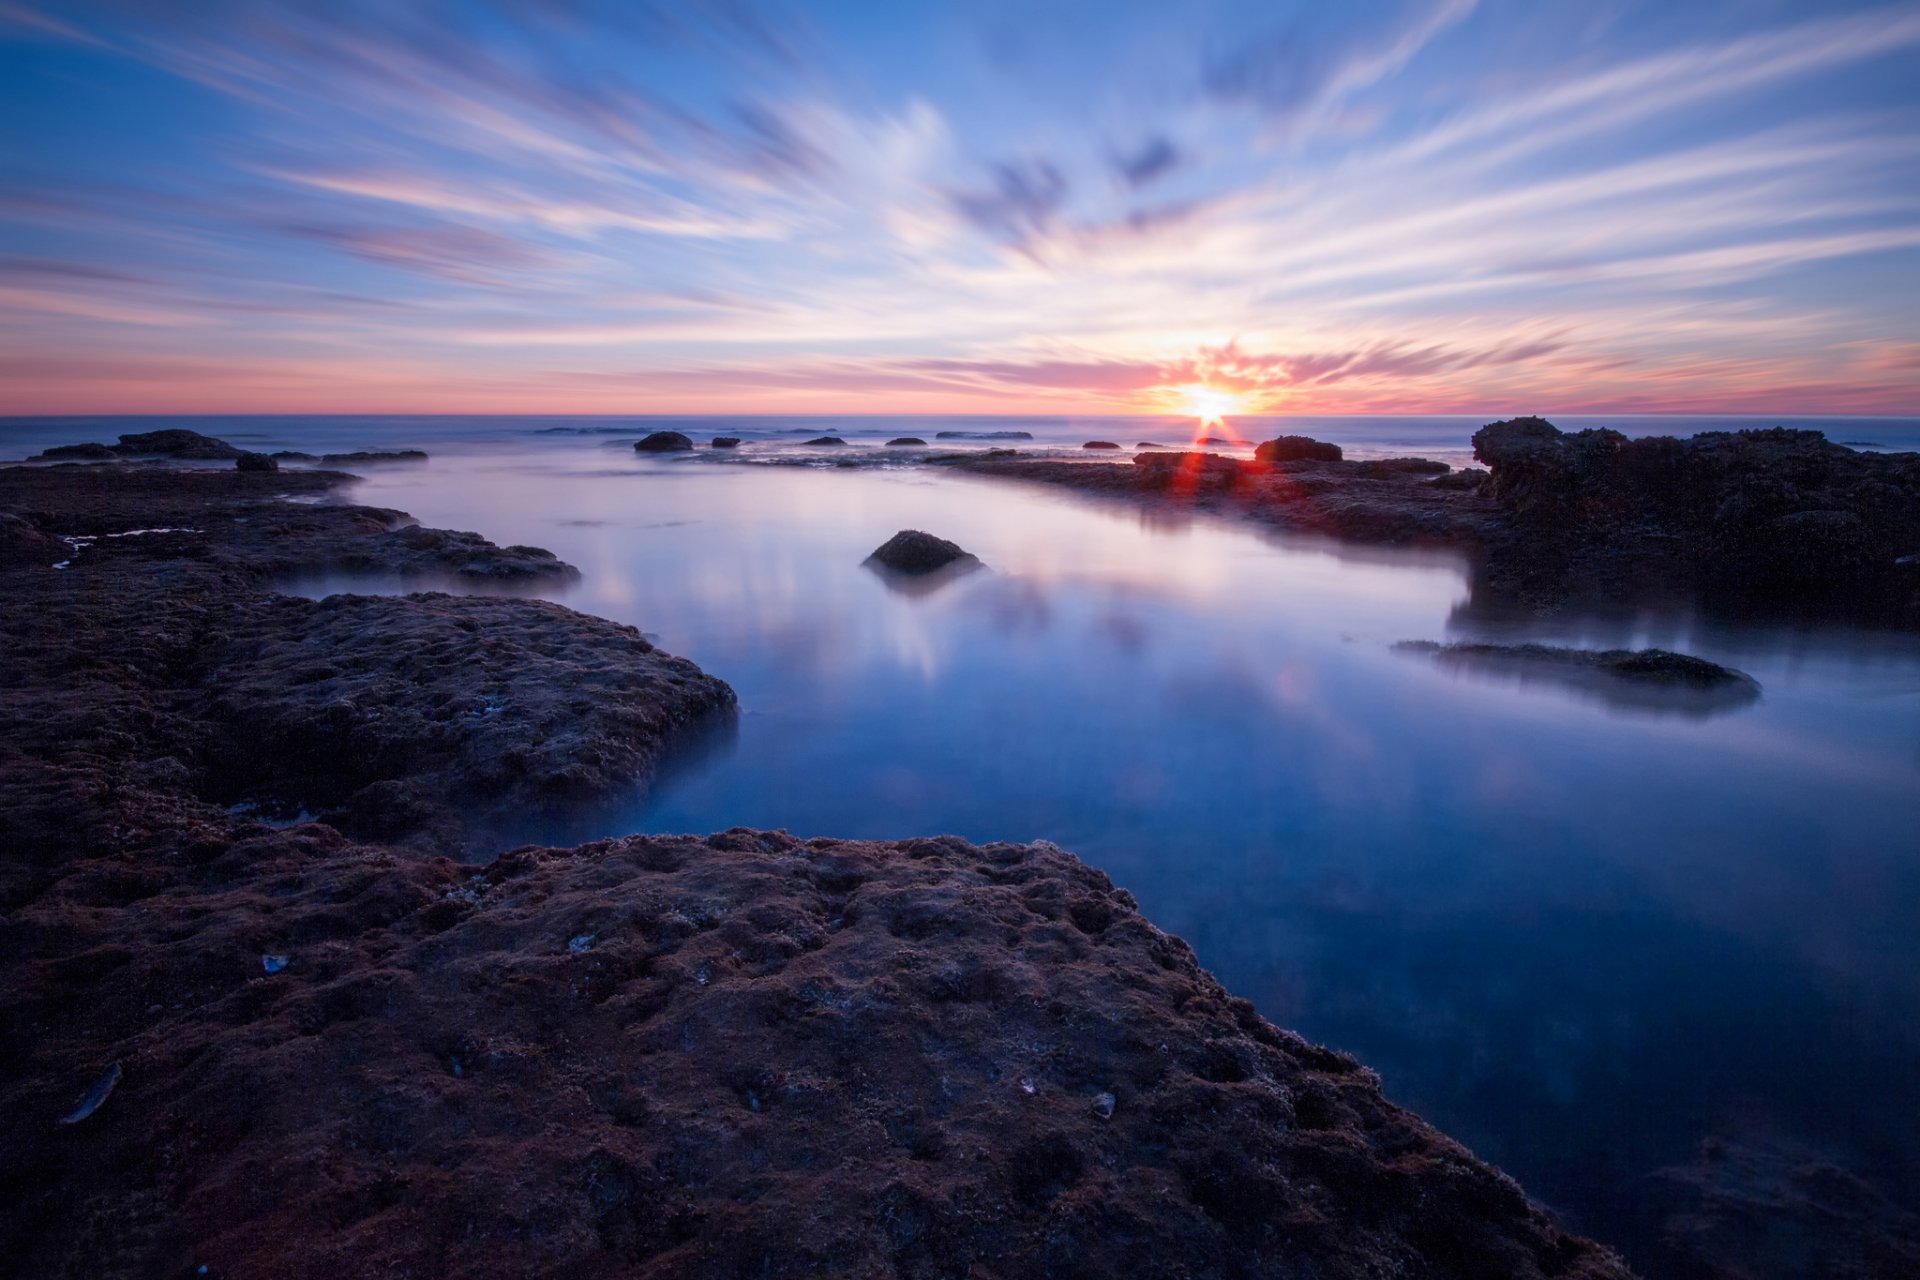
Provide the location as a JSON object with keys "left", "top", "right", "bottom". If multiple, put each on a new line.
{"left": 309, "top": 443, "right": 1919, "bottom": 1276}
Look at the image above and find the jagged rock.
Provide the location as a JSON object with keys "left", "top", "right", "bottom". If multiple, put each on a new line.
{"left": 866, "top": 529, "right": 977, "bottom": 574}
{"left": 1470, "top": 417, "right": 1920, "bottom": 596}
{"left": 634, "top": 431, "right": 695, "bottom": 452}
{"left": 1255, "top": 435, "right": 1344, "bottom": 463}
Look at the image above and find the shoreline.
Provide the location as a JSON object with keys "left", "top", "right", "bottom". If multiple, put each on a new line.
{"left": 0, "top": 458, "right": 1633, "bottom": 1277}
{"left": 940, "top": 419, "right": 1920, "bottom": 627}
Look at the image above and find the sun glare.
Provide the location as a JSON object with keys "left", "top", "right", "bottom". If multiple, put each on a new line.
{"left": 1172, "top": 383, "right": 1245, "bottom": 428}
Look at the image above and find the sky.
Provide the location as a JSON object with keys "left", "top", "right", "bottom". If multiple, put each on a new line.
{"left": 2, "top": 0, "right": 1918, "bottom": 417}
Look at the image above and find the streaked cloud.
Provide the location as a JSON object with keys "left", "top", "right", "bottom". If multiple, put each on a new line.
{"left": 0, "top": 0, "right": 1915, "bottom": 414}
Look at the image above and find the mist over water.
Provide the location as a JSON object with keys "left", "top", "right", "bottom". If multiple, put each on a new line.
{"left": 7, "top": 414, "right": 1920, "bottom": 1268}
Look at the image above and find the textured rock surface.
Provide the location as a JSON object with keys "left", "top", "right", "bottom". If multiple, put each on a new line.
{"left": 866, "top": 529, "right": 978, "bottom": 575}
{"left": 1471, "top": 417, "right": 1920, "bottom": 608}
{"left": 1255, "top": 435, "right": 1345, "bottom": 463}
{"left": 0, "top": 820, "right": 1632, "bottom": 1279}
{"left": 954, "top": 420, "right": 1920, "bottom": 624}
{"left": 0, "top": 464, "right": 733, "bottom": 856}
{"left": 0, "top": 459, "right": 1641, "bottom": 1280}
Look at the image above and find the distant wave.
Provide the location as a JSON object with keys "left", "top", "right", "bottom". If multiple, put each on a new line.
{"left": 933, "top": 430, "right": 1033, "bottom": 440}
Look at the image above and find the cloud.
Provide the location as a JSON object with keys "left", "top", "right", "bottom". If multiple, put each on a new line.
{"left": 1204, "top": 0, "right": 1476, "bottom": 134}
{"left": 950, "top": 160, "right": 1071, "bottom": 249}
{"left": 1114, "top": 136, "right": 1181, "bottom": 189}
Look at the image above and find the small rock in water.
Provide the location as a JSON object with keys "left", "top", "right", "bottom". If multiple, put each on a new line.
{"left": 58, "top": 1062, "right": 122, "bottom": 1125}
{"left": 1083, "top": 440, "right": 1121, "bottom": 450}
{"left": 803, "top": 436, "right": 846, "bottom": 446}
{"left": 261, "top": 954, "right": 290, "bottom": 973}
{"left": 865, "top": 529, "right": 978, "bottom": 575}
{"left": 568, "top": 933, "right": 596, "bottom": 954}
{"left": 1254, "top": 435, "right": 1344, "bottom": 462}
{"left": 886, "top": 437, "right": 927, "bottom": 446}
{"left": 634, "top": 431, "right": 694, "bottom": 452}
{"left": 710, "top": 436, "right": 742, "bottom": 448}
{"left": 1092, "top": 1091, "right": 1117, "bottom": 1120}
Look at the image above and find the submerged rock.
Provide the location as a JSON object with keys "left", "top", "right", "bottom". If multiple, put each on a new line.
{"left": 1395, "top": 641, "right": 1761, "bottom": 716}
{"left": 802, "top": 435, "right": 847, "bottom": 446}
{"left": 886, "top": 437, "right": 927, "bottom": 446}
{"left": 1083, "top": 440, "right": 1121, "bottom": 450}
{"left": 866, "top": 528, "right": 978, "bottom": 574}
{"left": 1255, "top": 435, "right": 1344, "bottom": 463}
{"left": 634, "top": 431, "right": 695, "bottom": 452}
{"left": 710, "top": 436, "right": 742, "bottom": 448}
{"left": 235, "top": 452, "right": 279, "bottom": 473}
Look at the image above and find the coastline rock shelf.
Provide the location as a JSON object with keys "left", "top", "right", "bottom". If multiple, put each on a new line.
{"left": 948, "top": 418, "right": 1920, "bottom": 624}
{"left": 0, "top": 457, "right": 1630, "bottom": 1277}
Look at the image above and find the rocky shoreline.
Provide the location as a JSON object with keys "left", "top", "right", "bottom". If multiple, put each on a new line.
{"left": 946, "top": 418, "right": 1920, "bottom": 626}
{"left": 0, "top": 459, "right": 1631, "bottom": 1277}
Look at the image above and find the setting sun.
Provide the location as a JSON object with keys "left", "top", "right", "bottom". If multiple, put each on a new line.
{"left": 1172, "top": 383, "right": 1246, "bottom": 426}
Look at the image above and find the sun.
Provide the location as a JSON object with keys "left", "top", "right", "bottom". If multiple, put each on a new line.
{"left": 1172, "top": 383, "right": 1245, "bottom": 428}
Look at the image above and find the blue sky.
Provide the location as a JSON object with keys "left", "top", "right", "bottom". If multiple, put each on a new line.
{"left": 2, "top": 0, "right": 1918, "bottom": 414}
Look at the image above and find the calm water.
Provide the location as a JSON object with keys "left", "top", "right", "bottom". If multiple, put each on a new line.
{"left": 7, "top": 415, "right": 1920, "bottom": 1269}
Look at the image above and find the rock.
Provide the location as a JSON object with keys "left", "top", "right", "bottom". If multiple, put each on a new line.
{"left": 0, "top": 463, "right": 734, "bottom": 854}
{"left": 114, "top": 429, "right": 244, "bottom": 460}
{"left": 1254, "top": 435, "right": 1344, "bottom": 463}
{"left": 318, "top": 449, "right": 428, "bottom": 465}
{"left": 1197, "top": 436, "right": 1233, "bottom": 446}
{"left": 1431, "top": 467, "right": 1488, "bottom": 490}
{"left": 30, "top": 430, "right": 244, "bottom": 462}
{"left": 1470, "top": 417, "right": 1920, "bottom": 600}
{"left": 30, "top": 442, "right": 117, "bottom": 461}
{"left": 0, "top": 513, "right": 65, "bottom": 567}
{"left": 235, "top": 452, "right": 279, "bottom": 473}
{"left": 1354, "top": 457, "right": 1450, "bottom": 476}
{"left": 866, "top": 529, "right": 978, "bottom": 574}
{"left": 802, "top": 436, "right": 846, "bottom": 446}
{"left": 634, "top": 431, "right": 695, "bottom": 452}
{"left": 1134, "top": 441, "right": 1164, "bottom": 449}
{"left": 886, "top": 437, "right": 927, "bottom": 446}
{"left": 1394, "top": 641, "right": 1761, "bottom": 716}
{"left": 1083, "top": 440, "right": 1121, "bottom": 450}
{"left": 0, "top": 460, "right": 1632, "bottom": 1280}
{"left": 710, "top": 437, "right": 742, "bottom": 448}
{"left": 270, "top": 451, "right": 319, "bottom": 462}
{"left": 1135, "top": 451, "right": 1240, "bottom": 475}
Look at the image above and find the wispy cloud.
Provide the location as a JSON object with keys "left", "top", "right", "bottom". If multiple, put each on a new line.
{"left": 0, "top": 0, "right": 1916, "bottom": 414}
